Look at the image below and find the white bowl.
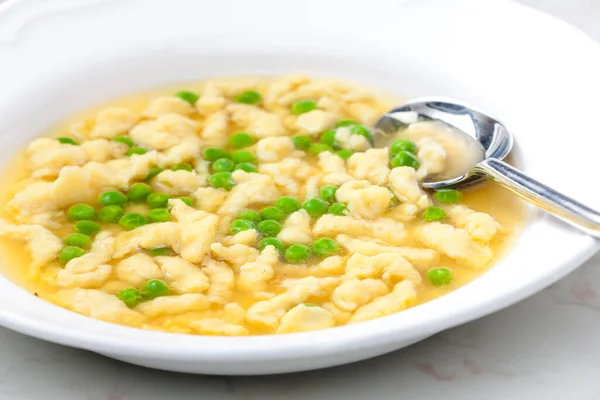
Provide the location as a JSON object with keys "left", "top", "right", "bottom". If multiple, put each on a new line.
{"left": 0, "top": 0, "right": 599, "bottom": 375}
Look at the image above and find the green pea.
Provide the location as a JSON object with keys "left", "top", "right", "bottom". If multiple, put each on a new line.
{"left": 257, "top": 220, "right": 282, "bottom": 237}
{"left": 97, "top": 205, "right": 124, "bottom": 224}
{"left": 423, "top": 206, "right": 446, "bottom": 222}
{"left": 147, "top": 193, "right": 170, "bottom": 209}
{"left": 175, "top": 90, "right": 200, "bottom": 105}
{"left": 427, "top": 267, "right": 453, "bottom": 287}
{"left": 117, "top": 288, "right": 143, "bottom": 308}
{"left": 275, "top": 197, "right": 301, "bottom": 214}
{"left": 390, "top": 138, "right": 417, "bottom": 156}
{"left": 98, "top": 190, "right": 127, "bottom": 206}
{"left": 127, "top": 183, "right": 153, "bottom": 201}
{"left": 292, "top": 135, "right": 312, "bottom": 151}
{"left": 292, "top": 100, "right": 317, "bottom": 115}
{"left": 302, "top": 198, "right": 328, "bottom": 218}
{"left": 319, "top": 186, "right": 337, "bottom": 203}
{"left": 141, "top": 279, "right": 170, "bottom": 299}
{"left": 74, "top": 220, "right": 100, "bottom": 236}
{"left": 336, "top": 120, "right": 357, "bottom": 127}
{"left": 203, "top": 148, "right": 230, "bottom": 162}
{"left": 148, "top": 208, "right": 171, "bottom": 223}
{"left": 229, "top": 132, "right": 256, "bottom": 149}
{"left": 230, "top": 219, "right": 257, "bottom": 234}
{"left": 208, "top": 171, "right": 235, "bottom": 190}
{"left": 349, "top": 124, "right": 373, "bottom": 143}
{"left": 258, "top": 237, "right": 285, "bottom": 253}
{"left": 390, "top": 151, "right": 420, "bottom": 169}
{"left": 126, "top": 146, "right": 148, "bottom": 156}
{"left": 308, "top": 143, "right": 333, "bottom": 155}
{"left": 231, "top": 150, "right": 256, "bottom": 164}
{"left": 327, "top": 202, "right": 348, "bottom": 216}
{"left": 145, "top": 166, "right": 165, "bottom": 181}
{"left": 284, "top": 244, "right": 311, "bottom": 264}
{"left": 336, "top": 149, "right": 354, "bottom": 160}
{"left": 67, "top": 204, "right": 96, "bottom": 221}
{"left": 212, "top": 158, "right": 235, "bottom": 172}
{"left": 63, "top": 233, "right": 91, "bottom": 249}
{"left": 58, "top": 137, "right": 78, "bottom": 145}
{"left": 434, "top": 189, "right": 462, "bottom": 204}
{"left": 260, "top": 206, "right": 286, "bottom": 222}
{"left": 234, "top": 163, "right": 258, "bottom": 173}
{"left": 146, "top": 247, "right": 172, "bottom": 257}
{"left": 238, "top": 210, "right": 262, "bottom": 223}
{"left": 178, "top": 197, "right": 194, "bottom": 207}
{"left": 171, "top": 163, "right": 194, "bottom": 172}
{"left": 113, "top": 136, "right": 134, "bottom": 147}
{"left": 320, "top": 129, "right": 337, "bottom": 148}
{"left": 235, "top": 90, "right": 262, "bottom": 105}
{"left": 58, "top": 246, "right": 85, "bottom": 265}
{"left": 118, "top": 213, "right": 148, "bottom": 230}
{"left": 312, "top": 237, "right": 340, "bottom": 257}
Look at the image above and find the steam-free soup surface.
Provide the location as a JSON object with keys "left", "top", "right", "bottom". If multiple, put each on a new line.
{"left": 0, "top": 75, "right": 525, "bottom": 335}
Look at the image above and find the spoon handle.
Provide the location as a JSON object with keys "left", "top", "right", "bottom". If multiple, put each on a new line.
{"left": 472, "top": 158, "right": 600, "bottom": 236}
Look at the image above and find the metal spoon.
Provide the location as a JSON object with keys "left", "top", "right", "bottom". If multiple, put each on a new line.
{"left": 374, "top": 97, "right": 600, "bottom": 236}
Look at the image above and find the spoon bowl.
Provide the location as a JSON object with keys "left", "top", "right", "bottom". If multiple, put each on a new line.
{"left": 374, "top": 97, "right": 600, "bottom": 237}
{"left": 374, "top": 97, "right": 513, "bottom": 189}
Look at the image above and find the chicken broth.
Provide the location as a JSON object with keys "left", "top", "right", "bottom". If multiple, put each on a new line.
{"left": 0, "top": 75, "right": 526, "bottom": 335}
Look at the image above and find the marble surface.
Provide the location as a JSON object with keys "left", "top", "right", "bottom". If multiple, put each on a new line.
{"left": 1, "top": 1, "right": 600, "bottom": 399}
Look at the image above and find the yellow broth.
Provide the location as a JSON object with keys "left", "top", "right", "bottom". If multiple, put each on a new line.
{"left": 0, "top": 76, "right": 526, "bottom": 335}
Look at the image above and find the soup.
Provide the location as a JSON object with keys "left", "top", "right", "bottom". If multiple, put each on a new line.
{"left": 0, "top": 75, "right": 525, "bottom": 335}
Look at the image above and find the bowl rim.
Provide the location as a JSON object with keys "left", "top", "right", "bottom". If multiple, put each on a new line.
{"left": 0, "top": 0, "right": 599, "bottom": 368}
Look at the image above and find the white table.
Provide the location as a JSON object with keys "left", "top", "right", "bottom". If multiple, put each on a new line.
{"left": 1, "top": 1, "right": 600, "bottom": 399}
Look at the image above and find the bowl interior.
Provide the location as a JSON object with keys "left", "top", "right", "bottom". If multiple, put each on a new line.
{"left": 0, "top": 0, "right": 598, "bottom": 373}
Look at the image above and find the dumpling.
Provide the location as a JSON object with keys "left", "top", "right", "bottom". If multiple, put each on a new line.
{"left": 348, "top": 280, "right": 417, "bottom": 323}
{"left": 414, "top": 222, "right": 493, "bottom": 268}
{"left": 155, "top": 256, "right": 210, "bottom": 294}
{"left": 276, "top": 304, "right": 336, "bottom": 333}
{"left": 57, "top": 232, "right": 115, "bottom": 288}
{"left": 54, "top": 288, "right": 143, "bottom": 327}
{"left": 0, "top": 220, "right": 63, "bottom": 278}
{"left": 115, "top": 253, "right": 161, "bottom": 286}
